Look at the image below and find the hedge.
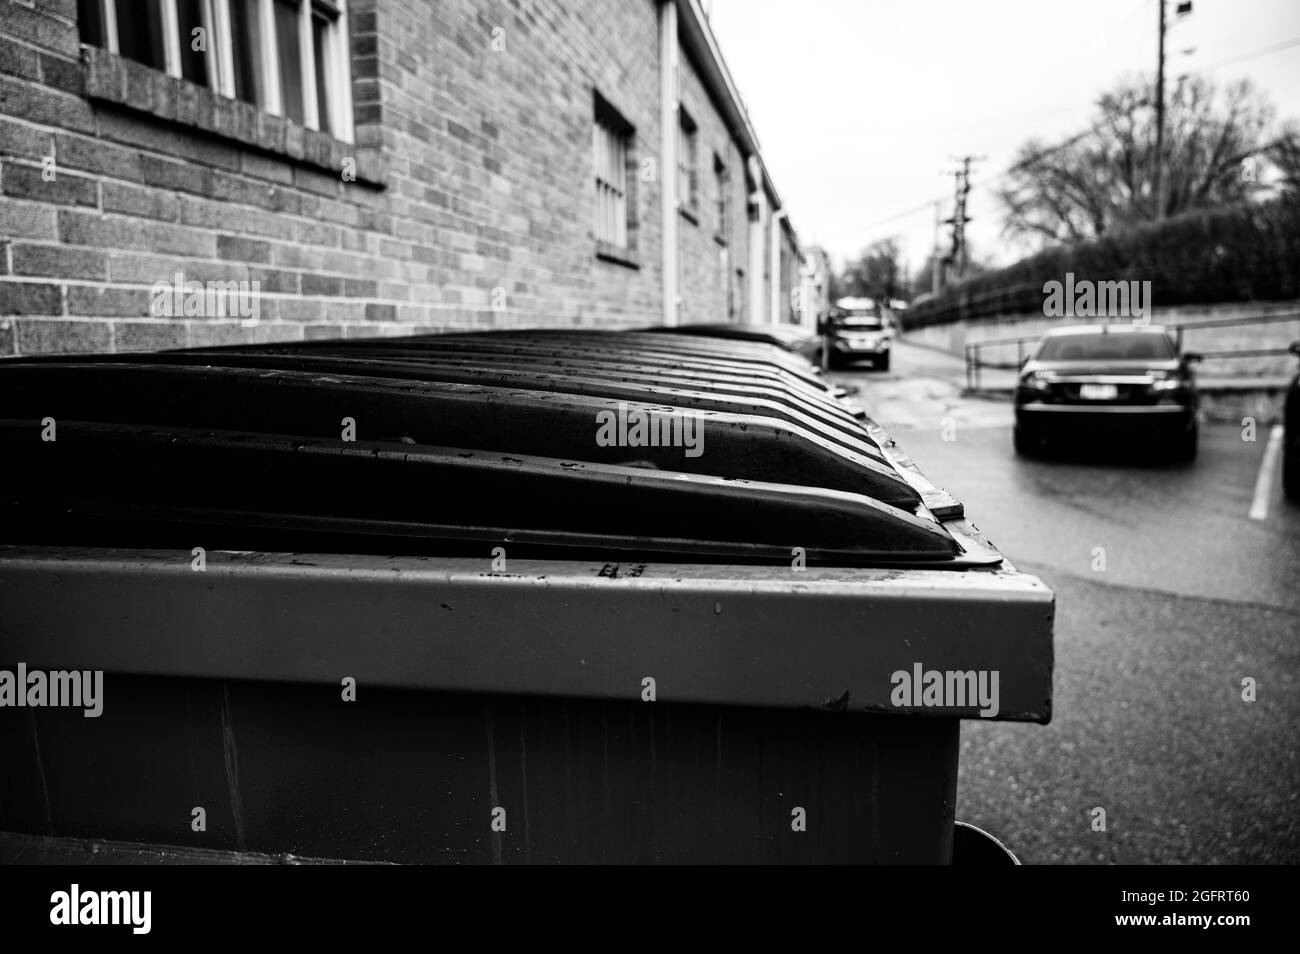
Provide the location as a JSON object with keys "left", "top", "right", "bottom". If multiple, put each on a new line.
{"left": 904, "top": 194, "right": 1300, "bottom": 329}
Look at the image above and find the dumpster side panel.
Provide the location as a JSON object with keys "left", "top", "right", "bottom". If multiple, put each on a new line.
{"left": 0, "top": 548, "right": 1054, "bottom": 722}
{"left": 0, "top": 675, "right": 958, "bottom": 864}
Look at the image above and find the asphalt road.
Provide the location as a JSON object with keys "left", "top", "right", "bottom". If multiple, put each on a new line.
{"left": 833, "top": 341, "right": 1300, "bottom": 864}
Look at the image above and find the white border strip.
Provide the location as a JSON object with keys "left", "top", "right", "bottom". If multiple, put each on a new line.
{"left": 1249, "top": 425, "right": 1284, "bottom": 520}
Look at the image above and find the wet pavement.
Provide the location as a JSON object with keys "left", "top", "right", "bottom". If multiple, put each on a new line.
{"left": 834, "top": 341, "right": 1300, "bottom": 863}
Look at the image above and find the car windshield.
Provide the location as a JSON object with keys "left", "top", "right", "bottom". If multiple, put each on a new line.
{"left": 1035, "top": 332, "right": 1174, "bottom": 361}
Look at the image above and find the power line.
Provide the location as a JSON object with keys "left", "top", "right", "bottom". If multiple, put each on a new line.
{"left": 981, "top": 34, "right": 1300, "bottom": 192}
{"left": 819, "top": 198, "right": 939, "bottom": 242}
{"left": 1187, "top": 35, "right": 1300, "bottom": 74}
{"left": 824, "top": 34, "right": 1300, "bottom": 249}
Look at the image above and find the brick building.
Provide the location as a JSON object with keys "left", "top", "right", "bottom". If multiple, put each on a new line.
{"left": 0, "top": 0, "right": 802, "bottom": 355}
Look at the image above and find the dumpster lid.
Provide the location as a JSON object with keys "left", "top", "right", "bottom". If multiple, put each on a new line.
{"left": 639, "top": 322, "right": 819, "bottom": 350}
{"left": 0, "top": 330, "right": 992, "bottom": 568}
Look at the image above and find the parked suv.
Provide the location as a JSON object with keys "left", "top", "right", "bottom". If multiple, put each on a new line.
{"left": 1014, "top": 324, "right": 1201, "bottom": 460}
{"left": 829, "top": 313, "right": 892, "bottom": 370}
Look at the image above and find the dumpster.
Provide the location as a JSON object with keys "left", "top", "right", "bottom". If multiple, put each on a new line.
{"left": 641, "top": 321, "right": 823, "bottom": 363}
{"left": 0, "top": 329, "right": 1053, "bottom": 864}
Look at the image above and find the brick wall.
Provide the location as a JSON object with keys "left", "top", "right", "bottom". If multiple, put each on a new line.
{"left": 0, "top": 0, "right": 787, "bottom": 356}
{"left": 676, "top": 47, "right": 749, "bottom": 326}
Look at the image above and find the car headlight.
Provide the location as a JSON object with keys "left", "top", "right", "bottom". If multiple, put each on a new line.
{"left": 1019, "top": 372, "right": 1051, "bottom": 392}
{"left": 1149, "top": 375, "right": 1184, "bottom": 391}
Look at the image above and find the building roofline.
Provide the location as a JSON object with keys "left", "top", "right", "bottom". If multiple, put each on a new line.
{"left": 779, "top": 211, "right": 798, "bottom": 248}
{"left": 676, "top": 0, "right": 786, "bottom": 213}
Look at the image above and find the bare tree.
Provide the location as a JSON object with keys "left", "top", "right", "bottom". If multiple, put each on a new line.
{"left": 996, "top": 75, "right": 1281, "bottom": 249}
{"left": 1265, "top": 120, "right": 1300, "bottom": 190}
{"left": 838, "top": 238, "right": 905, "bottom": 303}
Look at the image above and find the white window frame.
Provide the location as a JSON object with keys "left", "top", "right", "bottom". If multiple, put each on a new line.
{"left": 91, "top": 0, "right": 354, "bottom": 142}
{"left": 593, "top": 116, "right": 630, "bottom": 249}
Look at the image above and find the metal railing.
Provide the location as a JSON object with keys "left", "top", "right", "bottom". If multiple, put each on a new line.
{"left": 964, "top": 333, "right": 1039, "bottom": 391}
{"left": 963, "top": 311, "right": 1300, "bottom": 391}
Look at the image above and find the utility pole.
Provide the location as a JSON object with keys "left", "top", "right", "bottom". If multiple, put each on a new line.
{"left": 944, "top": 156, "right": 983, "bottom": 280}
{"left": 1154, "top": 0, "right": 1167, "bottom": 220}
{"left": 1155, "top": 1, "right": 1194, "bottom": 221}
{"left": 945, "top": 167, "right": 963, "bottom": 276}
{"left": 931, "top": 200, "right": 942, "bottom": 296}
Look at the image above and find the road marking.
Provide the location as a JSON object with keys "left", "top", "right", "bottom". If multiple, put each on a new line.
{"left": 1248, "top": 425, "right": 1285, "bottom": 520}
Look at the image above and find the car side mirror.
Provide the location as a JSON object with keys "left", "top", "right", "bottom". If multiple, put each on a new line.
{"left": 1289, "top": 340, "right": 1300, "bottom": 357}
{"left": 1183, "top": 351, "right": 1203, "bottom": 364}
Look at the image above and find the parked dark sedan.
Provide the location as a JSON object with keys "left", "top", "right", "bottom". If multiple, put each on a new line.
{"left": 1013, "top": 324, "right": 1201, "bottom": 460}
{"left": 1285, "top": 340, "right": 1299, "bottom": 502}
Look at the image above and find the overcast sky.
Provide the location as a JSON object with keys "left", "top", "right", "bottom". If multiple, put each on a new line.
{"left": 707, "top": 0, "right": 1300, "bottom": 272}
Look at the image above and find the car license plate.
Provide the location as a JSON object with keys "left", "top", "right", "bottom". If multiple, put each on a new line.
{"left": 1079, "top": 383, "right": 1118, "bottom": 400}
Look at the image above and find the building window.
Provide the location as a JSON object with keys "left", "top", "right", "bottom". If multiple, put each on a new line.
{"left": 678, "top": 108, "right": 698, "bottom": 215}
{"left": 713, "top": 152, "right": 729, "bottom": 244}
{"left": 78, "top": 0, "right": 353, "bottom": 140}
{"left": 593, "top": 94, "right": 633, "bottom": 250}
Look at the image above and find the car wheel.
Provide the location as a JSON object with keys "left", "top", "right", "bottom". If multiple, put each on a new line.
{"left": 879, "top": 353, "right": 891, "bottom": 372}
{"left": 1171, "top": 424, "right": 1198, "bottom": 463}
{"left": 1013, "top": 426, "right": 1036, "bottom": 456}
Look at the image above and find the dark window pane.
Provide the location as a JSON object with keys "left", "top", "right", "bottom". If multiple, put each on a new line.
{"left": 78, "top": 0, "right": 105, "bottom": 47}
{"left": 176, "top": 0, "right": 209, "bottom": 86}
{"left": 714, "top": 154, "right": 729, "bottom": 241}
{"left": 115, "top": 0, "right": 167, "bottom": 72}
{"left": 274, "top": 0, "right": 304, "bottom": 124}
{"left": 229, "top": 0, "right": 264, "bottom": 107}
{"left": 312, "top": 13, "right": 331, "bottom": 134}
